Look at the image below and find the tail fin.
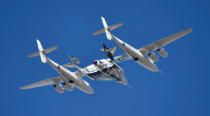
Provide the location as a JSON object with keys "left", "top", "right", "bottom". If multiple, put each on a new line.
{"left": 28, "top": 39, "right": 57, "bottom": 63}
{"left": 93, "top": 16, "right": 122, "bottom": 40}
{"left": 100, "top": 44, "right": 117, "bottom": 55}
{"left": 100, "top": 43, "right": 117, "bottom": 61}
{"left": 63, "top": 54, "right": 85, "bottom": 75}
{"left": 63, "top": 54, "right": 80, "bottom": 68}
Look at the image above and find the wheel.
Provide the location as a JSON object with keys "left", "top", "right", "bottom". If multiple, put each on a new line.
{"left": 69, "top": 80, "right": 74, "bottom": 83}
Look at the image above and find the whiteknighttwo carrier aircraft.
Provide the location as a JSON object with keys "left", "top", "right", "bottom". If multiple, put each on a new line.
{"left": 20, "top": 40, "right": 129, "bottom": 94}
{"left": 93, "top": 17, "right": 192, "bottom": 72}
{"left": 20, "top": 17, "right": 192, "bottom": 94}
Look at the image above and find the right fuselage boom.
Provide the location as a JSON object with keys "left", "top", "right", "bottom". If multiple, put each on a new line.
{"left": 111, "top": 35, "right": 159, "bottom": 72}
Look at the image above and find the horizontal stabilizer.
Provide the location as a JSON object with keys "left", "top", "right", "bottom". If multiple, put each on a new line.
{"left": 63, "top": 63, "right": 75, "bottom": 68}
{"left": 93, "top": 16, "right": 122, "bottom": 40}
{"left": 108, "top": 23, "right": 123, "bottom": 32}
{"left": 44, "top": 46, "right": 58, "bottom": 54}
{"left": 93, "top": 23, "right": 123, "bottom": 35}
{"left": 71, "top": 58, "right": 80, "bottom": 64}
{"left": 28, "top": 51, "right": 40, "bottom": 57}
{"left": 101, "top": 46, "right": 117, "bottom": 55}
{"left": 28, "top": 40, "right": 57, "bottom": 63}
{"left": 109, "top": 47, "right": 117, "bottom": 55}
{"left": 28, "top": 46, "right": 57, "bottom": 57}
{"left": 63, "top": 54, "right": 80, "bottom": 68}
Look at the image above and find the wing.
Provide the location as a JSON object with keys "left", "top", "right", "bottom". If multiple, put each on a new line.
{"left": 20, "top": 76, "right": 63, "bottom": 89}
{"left": 139, "top": 28, "right": 192, "bottom": 54}
{"left": 114, "top": 54, "right": 132, "bottom": 63}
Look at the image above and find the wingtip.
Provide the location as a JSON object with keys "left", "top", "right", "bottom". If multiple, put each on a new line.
{"left": 19, "top": 86, "right": 26, "bottom": 90}
{"left": 118, "top": 22, "right": 123, "bottom": 26}
{"left": 92, "top": 32, "right": 98, "bottom": 35}
{"left": 190, "top": 27, "right": 193, "bottom": 31}
{"left": 189, "top": 27, "right": 193, "bottom": 31}
{"left": 27, "top": 55, "right": 32, "bottom": 58}
{"left": 127, "top": 84, "right": 133, "bottom": 88}
{"left": 36, "top": 39, "right": 40, "bottom": 42}
{"left": 185, "top": 27, "right": 193, "bottom": 33}
{"left": 159, "top": 70, "right": 164, "bottom": 74}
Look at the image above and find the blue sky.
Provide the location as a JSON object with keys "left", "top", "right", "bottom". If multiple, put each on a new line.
{"left": 1, "top": 0, "right": 210, "bottom": 116}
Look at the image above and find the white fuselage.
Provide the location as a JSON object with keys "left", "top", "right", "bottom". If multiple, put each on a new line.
{"left": 46, "top": 58, "right": 94, "bottom": 94}
{"left": 112, "top": 35, "right": 159, "bottom": 72}
{"left": 83, "top": 59, "right": 128, "bottom": 85}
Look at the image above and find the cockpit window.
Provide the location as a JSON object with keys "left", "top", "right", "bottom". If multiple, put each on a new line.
{"left": 93, "top": 61, "right": 98, "bottom": 65}
{"left": 93, "top": 60, "right": 107, "bottom": 68}
{"left": 99, "top": 61, "right": 103, "bottom": 64}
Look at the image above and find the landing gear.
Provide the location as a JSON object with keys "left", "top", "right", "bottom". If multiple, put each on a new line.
{"left": 62, "top": 80, "right": 74, "bottom": 86}
{"left": 133, "top": 57, "right": 139, "bottom": 61}
{"left": 69, "top": 80, "right": 74, "bottom": 83}
{"left": 116, "top": 78, "right": 121, "bottom": 81}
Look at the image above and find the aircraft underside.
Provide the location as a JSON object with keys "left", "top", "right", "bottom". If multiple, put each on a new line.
{"left": 87, "top": 64, "right": 123, "bottom": 82}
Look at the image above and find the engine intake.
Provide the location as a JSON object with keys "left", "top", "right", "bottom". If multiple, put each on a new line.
{"left": 63, "top": 81, "right": 74, "bottom": 91}
{"left": 148, "top": 52, "right": 159, "bottom": 62}
{"left": 53, "top": 83, "right": 64, "bottom": 94}
{"left": 157, "top": 48, "right": 168, "bottom": 57}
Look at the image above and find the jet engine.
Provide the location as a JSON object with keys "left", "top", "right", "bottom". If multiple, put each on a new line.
{"left": 157, "top": 48, "right": 168, "bottom": 57}
{"left": 63, "top": 81, "right": 74, "bottom": 91}
{"left": 53, "top": 83, "right": 65, "bottom": 94}
{"left": 148, "top": 52, "right": 159, "bottom": 62}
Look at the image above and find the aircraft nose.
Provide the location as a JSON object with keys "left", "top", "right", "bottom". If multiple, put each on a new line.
{"left": 147, "top": 63, "right": 160, "bottom": 72}
{"left": 87, "top": 86, "right": 94, "bottom": 94}
{"left": 88, "top": 90, "right": 94, "bottom": 94}
{"left": 83, "top": 80, "right": 94, "bottom": 94}
{"left": 150, "top": 67, "right": 159, "bottom": 72}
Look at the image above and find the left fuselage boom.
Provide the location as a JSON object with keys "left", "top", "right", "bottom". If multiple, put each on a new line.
{"left": 46, "top": 57, "right": 94, "bottom": 94}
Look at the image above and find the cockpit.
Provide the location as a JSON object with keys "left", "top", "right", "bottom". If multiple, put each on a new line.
{"left": 93, "top": 60, "right": 107, "bottom": 69}
{"left": 93, "top": 60, "right": 99, "bottom": 65}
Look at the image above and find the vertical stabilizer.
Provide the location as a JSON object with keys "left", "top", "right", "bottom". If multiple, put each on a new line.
{"left": 93, "top": 17, "right": 122, "bottom": 40}
{"left": 101, "top": 16, "right": 112, "bottom": 40}
{"left": 36, "top": 40, "right": 47, "bottom": 63}
{"left": 28, "top": 40, "right": 57, "bottom": 64}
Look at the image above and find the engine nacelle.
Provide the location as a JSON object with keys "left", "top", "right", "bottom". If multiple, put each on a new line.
{"left": 148, "top": 52, "right": 159, "bottom": 62}
{"left": 63, "top": 81, "right": 74, "bottom": 91}
{"left": 53, "top": 83, "right": 64, "bottom": 94}
{"left": 157, "top": 48, "right": 168, "bottom": 57}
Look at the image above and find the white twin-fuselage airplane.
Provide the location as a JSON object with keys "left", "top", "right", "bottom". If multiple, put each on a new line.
{"left": 93, "top": 17, "right": 192, "bottom": 72}
{"left": 20, "top": 40, "right": 129, "bottom": 94}
{"left": 21, "top": 17, "right": 192, "bottom": 94}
